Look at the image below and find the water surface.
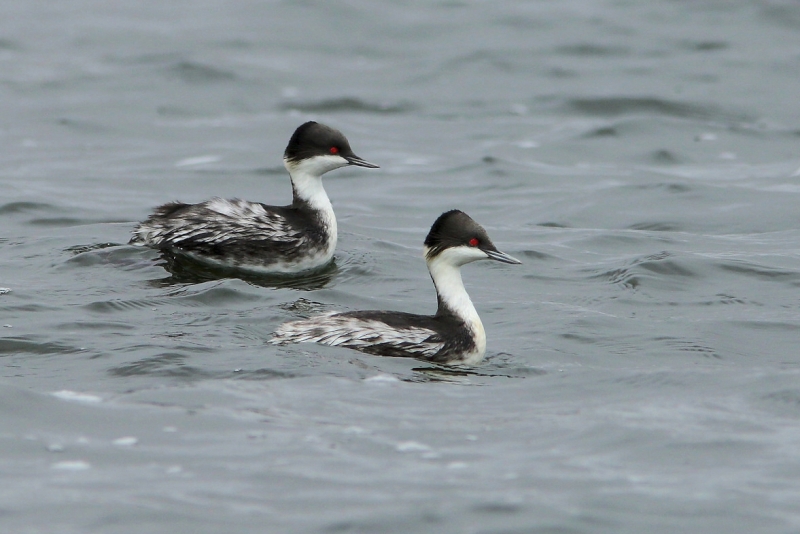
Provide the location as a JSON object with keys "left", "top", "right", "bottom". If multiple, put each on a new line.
{"left": 2, "top": 1, "right": 800, "bottom": 532}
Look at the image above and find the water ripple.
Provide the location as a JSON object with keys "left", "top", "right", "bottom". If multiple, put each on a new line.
{"left": 148, "top": 251, "right": 337, "bottom": 290}
{"left": 0, "top": 336, "right": 83, "bottom": 355}
{"left": 555, "top": 43, "right": 631, "bottom": 57}
{"left": 109, "top": 352, "right": 216, "bottom": 378}
{"left": 279, "top": 97, "right": 414, "bottom": 114}
{"left": 167, "top": 61, "right": 237, "bottom": 83}
{"left": 0, "top": 201, "right": 57, "bottom": 215}
{"left": 564, "top": 97, "right": 752, "bottom": 122}
{"left": 591, "top": 251, "right": 696, "bottom": 290}
{"left": 717, "top": 261, "right": 800, "bottom": 284}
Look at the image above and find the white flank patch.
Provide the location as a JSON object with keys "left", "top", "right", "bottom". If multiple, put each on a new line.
{"left": 205, "top": 197, "right": 267, "bottom": 219}
{"left": 272, "top": 315, "right": 444, "bottom": 358}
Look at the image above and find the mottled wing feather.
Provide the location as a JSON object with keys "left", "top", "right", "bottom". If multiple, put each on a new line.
{"left": 132, "top": 198, "right": 304, "bottom": 249}
{"left": 271, "top": 313, "right": 446, "bottom": 359}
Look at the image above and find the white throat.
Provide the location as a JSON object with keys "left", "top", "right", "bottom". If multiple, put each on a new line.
{"left": 284, "top": 155, "right": 345, "bottom": 211}
{"left": 285, "top": 155, "right": 348, "bottom": 258}
{"left": 425, "top": 246, "right": 487, "bottom": 361}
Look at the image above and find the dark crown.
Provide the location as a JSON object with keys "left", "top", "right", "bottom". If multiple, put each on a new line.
{"left": 284, "top": 121, "right": 353, "bottom": 163}
{"left": 424, "top": 210, "right": 495, "bottom": 259}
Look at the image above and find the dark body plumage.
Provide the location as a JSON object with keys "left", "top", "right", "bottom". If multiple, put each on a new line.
{"left": 297, "top": 309, "right": 477, "bottom": 363}
{"left": 130, "top": 197, "right": 330, "bottom": 272}
{"left": 271, "top": 210, "right": 521, "bottom": 365}
{"left": 130, "top": 122, "right": 378, "bottom": 274}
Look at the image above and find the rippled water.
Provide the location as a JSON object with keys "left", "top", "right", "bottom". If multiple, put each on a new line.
{"left": 3, "top": 1, "right": 800, "bottom": 532}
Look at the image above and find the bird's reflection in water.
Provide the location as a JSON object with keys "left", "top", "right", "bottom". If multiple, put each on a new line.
{"left": 149, "top": 250, "right": 338, "bottom": 290}
{"left": 406, "top": 361, "right": 544, "bottom": 383}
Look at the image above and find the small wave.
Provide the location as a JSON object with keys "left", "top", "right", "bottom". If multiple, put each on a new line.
{"left": 649, "top": 149, "right": 682, "bottom": 165}
{"left": 555, "top": 43, "right": 631, "bottom": 57}
{"left": 252, "top": 166, "right": 287, "bottom": 176}
{"left": 636, "top": 254, "right": 695, "bottom": 277}
{"left": 681, "top": 40, "right": 729, "bottom": 52}
{"left": 0, "top": 201, "right": 56, "bottom": 215}
{"left": 613, "top": 370, "right": 696, "bottom": 388}
{"left": 441, "top": 50, "right": 516, "bottom": 73}
{"left": 231, "top": 368, "right": 296, "bottom": 380}
{"left": 627, "top": 221, "right": 684, "bottom": 232}
{"left": 632, "top": 183, "right": 692, "bottom": 193}
{"left": 581, "top": 126, "right": 619, "bottom": 138}
{"left": 717, "top": 261, "right": 800, "bottom": 284}
{"left": 564, "top": 97, "right": 751, "bottom": 122}
{"left": 279, "top": 97, "right": 415, "bottom": 114}
{"left": 472, "top": 502, "right": 523, "bottom": 515}
{"left": 56, "top": 117, "right": 107, "bottom": 133}
{"left": 653, "top": 337, "right": 721, "bottom": 359}
{"left": 520, "top": 249, "right": 552, "bottom": 260}
{"left": 0, "top": 303, "right": 57, "bottom": 313}
{"left": 83, "top": 297, "right": 173, "bottom": 313}
{"left": 146, "top": 251, "right": 337, "bottom": 290}
{"left": 28, "top": 217, "right": 93, "bottom": 227}
{"left": 65, "top": 242, "right": 120, "bottom": 256}
{"left": 762, "top": 4, "right": 800, "bottom": 30}
{"left": 731, "top": 320, "right": 800, "bottom": 332}
{"left": 0, "top": 38, "right": 19, "bottom": 50}
{"left": 109, "top": 352, "right": 215, "bottom": 378}
{"left": 537, "top": 222, "right": 570, "bottom": 228}
{"left": 55, "top": 320, "right": 135, "bottom": 332}
{"left": 28, "top": 215, "right": 127, "bottom": 227}
{"left": 592, "top": 251, "right": 697, "bottom": 290}
{"left": 171, "top": 284, "right": 264, "bottom": 306}
{"left": 85, "top": 283, "right": 261, "bottom": 313}
{"left": 168, "top": 61, "right": 237, "bottom": 83}
{"left": 64, "top": 244, "right": 151, "bottom": 271}
{"left": 0, "top": 337, "right": 83, "bottom": 355}
{"left": 761, "top": 389, "right": 800, "bottom": 411}
{"left": 697, "top": 294, "right": 748, "bottom": 306}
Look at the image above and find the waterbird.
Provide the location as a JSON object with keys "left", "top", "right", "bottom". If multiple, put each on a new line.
{"left": 130, "top": 121, "right": 379, "bottom": 274}
{"left": 270, "top": 210, "right": 521, "bottom": 365}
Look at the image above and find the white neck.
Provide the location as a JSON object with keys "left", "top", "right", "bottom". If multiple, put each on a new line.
{"left": 285, "top": 155, "right": 343, "bottom": 212}
{"left": 284, "top": 155, "right": 349, "bottom": 257}
{"left": 425, "top": 246, "right": 487, "bottom": 360}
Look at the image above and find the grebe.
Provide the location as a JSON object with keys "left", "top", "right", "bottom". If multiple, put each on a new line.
{"left": 130, "top": 121, "right": 378, "bottom": 273}
{"left": 270, "top": 210, "right": 521, "bottom": 365}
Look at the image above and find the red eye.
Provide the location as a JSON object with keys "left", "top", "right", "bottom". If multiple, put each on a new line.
{"left": 330, "top": 146, "right": 339, "bottom": 154}
{"left": 468, "top": 238, "right": 479, "bottom": 247}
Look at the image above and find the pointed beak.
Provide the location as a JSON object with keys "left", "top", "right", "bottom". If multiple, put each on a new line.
{"left": 484, "top": 248, "right": 522, "bottom": 265}
{"left": 345, "top": 154, "right": 380, "bottom": 168}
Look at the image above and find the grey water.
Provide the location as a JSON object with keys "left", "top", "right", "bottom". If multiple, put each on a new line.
{"left": 2, "top": 0, "right": 800, "bottom": 532}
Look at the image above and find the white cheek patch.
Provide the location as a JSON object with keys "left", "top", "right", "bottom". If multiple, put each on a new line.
{"left": 431, "top": 245, "right": 488, "bottom": 267}
{"left": 285, "top": 154, "right": 349, "bottom": 177}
